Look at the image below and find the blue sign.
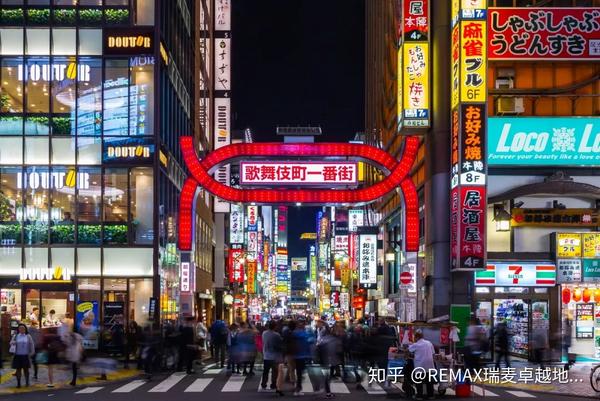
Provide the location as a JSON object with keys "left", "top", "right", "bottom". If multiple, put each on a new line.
{"left": 488, "top": 117, "right": 600, "bottom": 166}
{"left": 76, "top": 300, "right": 99, "bottom": 350}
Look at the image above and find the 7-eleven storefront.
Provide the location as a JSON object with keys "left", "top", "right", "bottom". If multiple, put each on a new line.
{"left": 474, "top": 262, "right": 559, "bottom": 360}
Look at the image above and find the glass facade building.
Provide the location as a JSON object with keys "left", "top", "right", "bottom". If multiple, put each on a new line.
{"left": 0, "top": 0, "right": 195, "bottom": 347}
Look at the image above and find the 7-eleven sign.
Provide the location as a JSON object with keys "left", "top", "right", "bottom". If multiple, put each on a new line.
{"left": 475, "top": 263, "right": 556, "bottom": 287}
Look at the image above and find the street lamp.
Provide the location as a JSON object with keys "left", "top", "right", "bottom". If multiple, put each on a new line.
{"left": 493, "top": 204, "right": 512, "bottom": 232}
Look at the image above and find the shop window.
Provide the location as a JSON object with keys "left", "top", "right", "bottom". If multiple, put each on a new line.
{"left": 51, "top": 29, "right": 76, "bottom": 55}
{"left": 25, "top": 29, "right": 50, "bottom": 56}
{"left": 76, "top": 137, "right": 101, "bottom": 165}
{"left": 25, "top": 288, "right": 40, "bottom": 324}
{"left": 135, "top": 0, "right": 154, "bottom": 25}
{"left": 129, "top": 278, "right": 151, "bottom": 327}
{"left": 24, "top": 136, "right": 49, "bottom": 164}
{"left": 25, "top": 57, "right": 50, "bottom": 118}
{"left": 42, "top": 291, "right": 72, "bottom": 327}
{"left": 103, "top": 248, "right": 152, "bottom": 276}
{"left": 1, "top": 288, "right": 21, "bottom": 317}
{"left": 77, "top": 248, "right": 100, "bottom": 276}
{"left": 1, "top": 57, "right": 24, "bottom": 116}
{"left": 0, "top": 137, "right": 23, "bottom": 164}
{"left": 78, "top": 30, "right": 102, "bottom": 56}
{"left": 129, "top": 57, "right": 154, "bottom": 136}
{"left": 0, "top": 29, "right": 23, "bottom": 56}
{"left": 103, "top": 59, "right": 129, "bottom": 137}
{"left": 23, "top": 167, "right": 49, "bottom": 244}
{"left": 76, "top": 167, "right": 101, "bottom": 244}
{"left": 51, "top": 137, "right": 76, "bottom": 164}
{"left": 51, "top": 56, "right": 76, "bottom": 124}
{"left": 49, "top": 166, "right": 75, "bottom": 243}
{"left": 0, "top": 166, "right": 23, "bottom": 227}
{"left": 76, "top": 57, "right": 101, "bottom": 136}
{"left": 103, "top": 168, "right": 127, "bottom": 244}
{"left": 131, "top": 167, "right": 152, "bottom": 244}
{"left": 0, "top": 249, "right": 22, "bottom": 276}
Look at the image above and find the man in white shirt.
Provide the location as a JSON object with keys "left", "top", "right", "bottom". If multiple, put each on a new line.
{"left": 408, "top": 330, "right": 435, "bottom": 400}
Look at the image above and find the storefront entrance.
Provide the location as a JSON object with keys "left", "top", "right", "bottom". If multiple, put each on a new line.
{"left": 23, "top": 286, "right": 75, "bottom": 327}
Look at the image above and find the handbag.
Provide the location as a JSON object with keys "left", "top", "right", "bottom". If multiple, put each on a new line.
{"left": 9, "top": 335, "right": 15, "bottom": 354}
{"left": 35, "top": 351, "right": 48, "bottom": 364}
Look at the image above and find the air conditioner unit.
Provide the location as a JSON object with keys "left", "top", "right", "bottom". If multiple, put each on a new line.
{"left": 498, "top": 97, "right": 524, "bottom": 114}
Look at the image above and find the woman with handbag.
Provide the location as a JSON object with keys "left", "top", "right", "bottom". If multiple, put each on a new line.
{"left": 64, "top": 331, "right": 84, "bottom": 386}
{"left": 9, "top": 323, "right": 35, "bottom": 388}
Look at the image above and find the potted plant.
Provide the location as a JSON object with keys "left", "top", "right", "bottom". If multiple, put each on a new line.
{"left": 53, "top": 8, "right": 76, "bottom": 25}
{"left": 24, "top": 222, "right": 49, "bottom": 244}
{"left": 51, "top": 117, "right": 73, "bottom": 136}
{"left": 0, "top": 8, "right": 24, "bottom": 25}
{"left": 27, "top": 8, "right": 50, "bottom": 24}
{"left": 25, "top": 116, "right": 50, "bottom": 135}
{"left": 50, "top": 224, "right": 74, "bottom": 244}
{"left": 105, "top": 8, "right": 129, "bottom": 25}
{"left": 103, "top": 224, "right": 128, "bottom": 244}
{"left": 77, "top": 224, "right": 101, "bottom": 244}
{"left": 79, "top": 8, "right": 102, "bottom": 25}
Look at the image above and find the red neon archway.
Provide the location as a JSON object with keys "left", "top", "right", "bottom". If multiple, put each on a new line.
{"left": 178, "top": 136, "right": 420, "bottom": 252}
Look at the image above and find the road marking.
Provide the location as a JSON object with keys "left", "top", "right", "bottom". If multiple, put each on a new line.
{"left": 75, "top": 387, "right": 103, "bottom": 394}
{"left": 444, "top": 387, "right": 455, "bottom": 396}
{"left": 204, "top": 368, "right": 224, "bottom": 374}
{"left": 185, "top": 378, "right": 213, "bottom": 392}
{"left": 506, "top": 390, "right": 536, "bottom": 398}
{"left": 301, "top": 371, "right": 314, "bottom": 393}
{"left": 222, "top": 375, "right": 246, "bottom": 392}
{"left": 112, "top": 380, "right": 146, "bottom": 393}
{"left": 148, "top": 372, "right": 186, "bottom": 392}
{"left": 329, "top": 380, "right": 350, "bottom": 394}
{"left": 472, "top": 385, "right": 499, "bottom": 396}
{"left": 360, "top": 375, "right": 386, "bottom": 395}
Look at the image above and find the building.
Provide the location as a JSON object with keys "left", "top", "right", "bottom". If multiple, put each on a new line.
{"left": 0, "top": 0, "right": 204, "bottom": 348}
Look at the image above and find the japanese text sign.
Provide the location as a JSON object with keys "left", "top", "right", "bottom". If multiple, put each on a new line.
{"left": 215, "top": 38, "right": 231, "bottom": 91}
{"left": 240, "top": 162, "right": 357, "bottom": 185}
{"left": 349, "top": 209, "right": 364, "bottom": 232}
{"left": 474, "top": 263, "right": 556, "bottom": 286}
{"left": 451, "top": 25, "right": 460, "bottom": 110}
{"left": 229, "top": 204, "right": 244, "bottom": 244}
{"left": 228, "top": 248, "right": 244, "bottom": 284}
{"left": 557, "top": 233, "right": 582, "bottom": 258}
{"left": 460, "top": 21, "right": 487, "bottom": 103}
{"left": 335, "top": 235, "right": 349, "bottom": 252}
{"left": 358, "top": 234, "right": 377, "bottom": 286}
{"left": 459, "top": 104, "right": 486, "bottom": 186}
{"left": 584, "top": 233, "right": 600, "bottom": 259}
{"left": 557, "top": 259, "right": 582, "bottom": 284}
{"left": 180, "top": 262, "right": 191, "bottom": 292}
{"left": 488, "top": 8, "right": 600, "bottom": 60}
{"left": 246, "top": 260, "right": 257, "bottom": 294}
{"left": 403, "top": 0, "right": 429, "bottom": 42}
{"left": 215, "top": 0, "right": 231, "bottom": 31}
{"left": 247, "top": 205, "right": 258, "bottom": 231}
{"left": 403, "top": 43, "right": 430, "bottom": 127}
{"left": 451, "top": 186, "right": 486, "bottom": 270}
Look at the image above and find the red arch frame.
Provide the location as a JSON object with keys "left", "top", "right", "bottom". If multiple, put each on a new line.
{"left": 178, "top": 136, "right": 420, "bottom": 252}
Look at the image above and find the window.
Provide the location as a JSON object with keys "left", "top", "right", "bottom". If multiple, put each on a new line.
{"left": 78, "top": 30, "right": 102, "bottom": 56}
{"left": 0, "top": 249, "right": 22, "bottom": 275}
{"left": 50, "top": 166, "right": 75, "bottom": 243}
{"left": 103, "top": 248, "right": 152, "bottom": 276}
{"left": 77, "top": 167, "right": 100, "bottom": 244}
{"left": 76, "top": 57, "right": 101, "bottom": 136}
{"left": 0, "top": 167, "right": 23, "bottom": 245}
{"left": 76, "top": 137, "right": 101, "bottom": 165}
{"left": 103, "top": 168, "right": 127, "bottom": 244}
{"left": 0, "top": 29, "right": 23, "bottom": 56}
{"left": 0, "top": 137, "right": 23, "bottom": 164}
{"left": 135, "top": 0, "right": 154, "bottom": 25}
{"left": 51, "top": 57, "right": 77, "bottom": 135}
{"left": 23, "top": 167, "right": 49, "bottom": 245}
{"left": 25, "top": 57, "right": 50, "bottom": 118}
{"left": 1, "top": 57, "right": 24, "bottom": 116}
{"left": 52, "top": 29, "right": 76, "bottom": 55}
{"left": 77, "top": 248, "right": 100, "bottom": 276}
{"left": 51, "top": 137, "right": 76, "bottom": 164}
{"left": 25, "top": 137, "right": 49, "bottom": 164}
{"left": 130, "top": 167, "right": 152, "bottom": 244}
{"left": 129, "top": 278, "right": 152, "bottom": 326}
{"left": 25, "top": 29, "right": 50, "bottom": 56}
{"left": 51, "top": 247, "right": 74, "bottom": 275}
{"left": 24, "top": 247, "right": 48, "bottom": 270}
{"left": 103, "top": 59, "right": 129, "bottom": 137}
{"left": 129, "top": 58, "right": 154, "bottom": 136}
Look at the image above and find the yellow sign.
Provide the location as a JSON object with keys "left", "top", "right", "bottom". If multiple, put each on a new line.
{"left": 159, "top": 150, "right": 168, "bottom": 168}
{"left": 451, "top": 0, "right": 460, "bottom": 27}
{"left": 397, "top": 48, "right": 403, "bottom": 129}
{"left": 300, "top": 233, "right": 317, "bottom": 240}
{"left": 107, "top": 145, "right": 151, "bottom": 159}
{"left": 461, "top": 0, "right": 486, "bottom": 10}
{"left": 557, "top": 233, "right": 582, "bottom": 258}
{"left": 159, "top": 42, "right": 169, "bottom": 65}
{"left": 108, "top": 35, "right": 151, "bottom": 49}
{"left": 403, "top": 42, "right": 429, "bottom": 125}
{"left": 247, "top": 261, "right": 257, "bottom": 294}
{"left": 20, "top": 265, "right": 72, "bottom": 283}
{"left": 460, "top": 20, "right": 486, "bottom": 103}
{"left": 451, "top": 25, "right": 460, "bottom": 110}
{"left": 583, "top": 233, "right": 600, "bottom": 258}
{"left": 76, "top": 302, "right": 94, "bottom": 313}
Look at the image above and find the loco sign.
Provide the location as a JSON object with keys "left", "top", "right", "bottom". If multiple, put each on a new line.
{"left": 178, "top": 136, "right": 420, "bottom": 252}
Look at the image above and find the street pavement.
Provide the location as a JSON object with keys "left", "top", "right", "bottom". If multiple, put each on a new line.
{"left": 2, "top": 362, "right": 591, "bottom": 401}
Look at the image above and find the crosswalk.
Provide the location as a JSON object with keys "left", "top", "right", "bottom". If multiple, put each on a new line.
{"left": 72, "top": 366, "right": 544, "bottom": 398}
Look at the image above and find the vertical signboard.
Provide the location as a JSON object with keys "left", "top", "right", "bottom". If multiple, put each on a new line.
{"left": 349, "top": 209, "right": 364, "bottom": 232}
{"left": 229, "top": 204, "right": 244, "bottom": 244}
{"left": 246, "top": 260, "right": 257, "bottom": 294}
{"left": 213, "top": 97, "right": 231, "bottom": 212}
{"left": 449, "top": 1, "right": 487, "bottom": 271}
{"left": 277, "top": 206, "right": 288, "bottom": 249}
{"left": 359, "top": 233, "right": 377, "bottom": 287}
{"left": 215, "top": 38, "right": 231, "bottom": 91}
{"left": 214, "top": 0, "right": 231, "bottom": 31}
{"left": 228, "top": 248, "right": 244, "bottom": 283}
{"left": 402, "top": 0, "right": 430, "bottom": 128}
{"left": 247, "top": 205, "right": 258, "bottom": 231}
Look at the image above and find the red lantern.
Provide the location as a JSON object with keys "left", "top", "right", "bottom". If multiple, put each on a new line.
{"left": 583, "top": 288, "right": 592, "bottom": 303}
{"left": 594, "top": 289, "right": 600, "bottom": 303}
{"left": 573, "top": 287, "right": 582, "bottom": 302}
{"left": 562, "top": 287, "right": 571, "bottom": 304}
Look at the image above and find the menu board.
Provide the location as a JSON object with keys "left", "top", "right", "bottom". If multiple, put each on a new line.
{"left": 557, "top": 233, "right": 582, "bottom": 258}
{"left": 576, "top": 303, "right": 594, "bottom": 339}
{"left": 584, "top": 233, "right": 600, "bottom": 259}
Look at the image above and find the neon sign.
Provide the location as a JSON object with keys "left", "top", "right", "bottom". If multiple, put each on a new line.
{"left": 241, "top": 162, "right": 357, "bottom": 185}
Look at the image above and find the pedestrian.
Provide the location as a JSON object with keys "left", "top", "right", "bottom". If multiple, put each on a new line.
{"left": 282, "top": 321, "right": 297, "bottom": 384}
{"left": 291, "top": 319, "right": 313, "bottom": 396}
{"left": 64, "top": 331, "right": 84, "bottom": 386}
{"left": 227, "top": 323, "right": 240, "bottom": 373}
{"left": 494, "top": 320, "right": 510, "bottom": 368}
{"left": 10, "top": 323, "right": 35, "bottom": 388}
{"left": 209, "top": 319, "right": 228, "bottom": 368}
{"left": 178, "top": 316, "right": 196, "bottom": 374}
{"left": 261, "top": 320, "right": 283, "bottom": 393}
{"left": 408, "top": 330, "right": 435, "bottom": 400}
{"left": 195, "top": 317, "right": 208, "bottom": 366}
{"left": 237, "top": 321, "right": 257, "bottom": 376}
{"left": 43, "top": 327, "right": 63, "bottom": 387}
{"left": 348, "top": 325, "right": 365, "bottom": 383}
{"left": 464, "top": 317, "right": 485, "bottom": 372}
{"left": 532, "top": 327, "right": 548, "bottom": 369}
{"left": 127, "top": 321, "right": 140, "bottom": 363}
{"left": 28, "top": 321, "right": 42, "bottom": 380}
{"left": 140, "top": 326, "right": 160, "bottom": 380}
{"left": 315, "top": 328, "right": 342, "bottom": 399}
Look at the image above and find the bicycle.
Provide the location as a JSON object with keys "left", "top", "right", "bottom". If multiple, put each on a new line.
{"left": 590, "top": 363, "right": 600, "bottom": 392}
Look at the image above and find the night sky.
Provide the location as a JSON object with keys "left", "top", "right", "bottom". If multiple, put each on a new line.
{"left": 232, "top": 0, "right": 365, "bottom": 258}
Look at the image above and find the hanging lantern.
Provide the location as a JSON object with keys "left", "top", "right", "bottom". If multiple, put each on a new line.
{"left": 573, "top": 287, "right": 582, "bottom": 302}
{"left": 583, "top": 288, "right": 592, "bottom": 303}
{"left": 562, "top": 287, "right": 571, "bottom": 304}
{"left": 594, "top": 288, "right": 600, "bottom": 303}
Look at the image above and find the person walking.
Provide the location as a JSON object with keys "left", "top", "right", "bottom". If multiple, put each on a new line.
{"left": 209, "top": 319, "right": 228, "bottom": 368}
{"left": 291, "top": 319, "right": 313, "bottom": 396}
{"left": 315, "top": 328, "right": 342, "bottom": 399}
{"left": 28, "top": 322, "right": 42, "bottom": 380}
{"left": 237, "top": 321, "right": 257, "bottom": 376}
{"left": 42, "top": 327, "right": 62, "bottom": 387}
{"left": 177, "top": 316, "right": 196, "bottom": 374}
{"left": 261, "top": 320, "right": 283, "bottom": 393}
{"left": 64, "top": 331, "right": 84, "bottom": 386}
{"left": 408, "top": 330, "right": 435, "bottom": 401}
{"left": 282, "top": 321, "right": 297, "bottom": 384}
{"left": 195, "top": 317, "right": 208, "bottom": 366}
{"left": 10, "top": 324, "right": 35, "bottom": 388}
{"left": 494, "top": 320, "right": 511, "bottom": 368}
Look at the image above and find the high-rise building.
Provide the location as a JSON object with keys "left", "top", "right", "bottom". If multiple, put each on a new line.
{"left": 0, "top": 0, "right": 202, "bottom": 345}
